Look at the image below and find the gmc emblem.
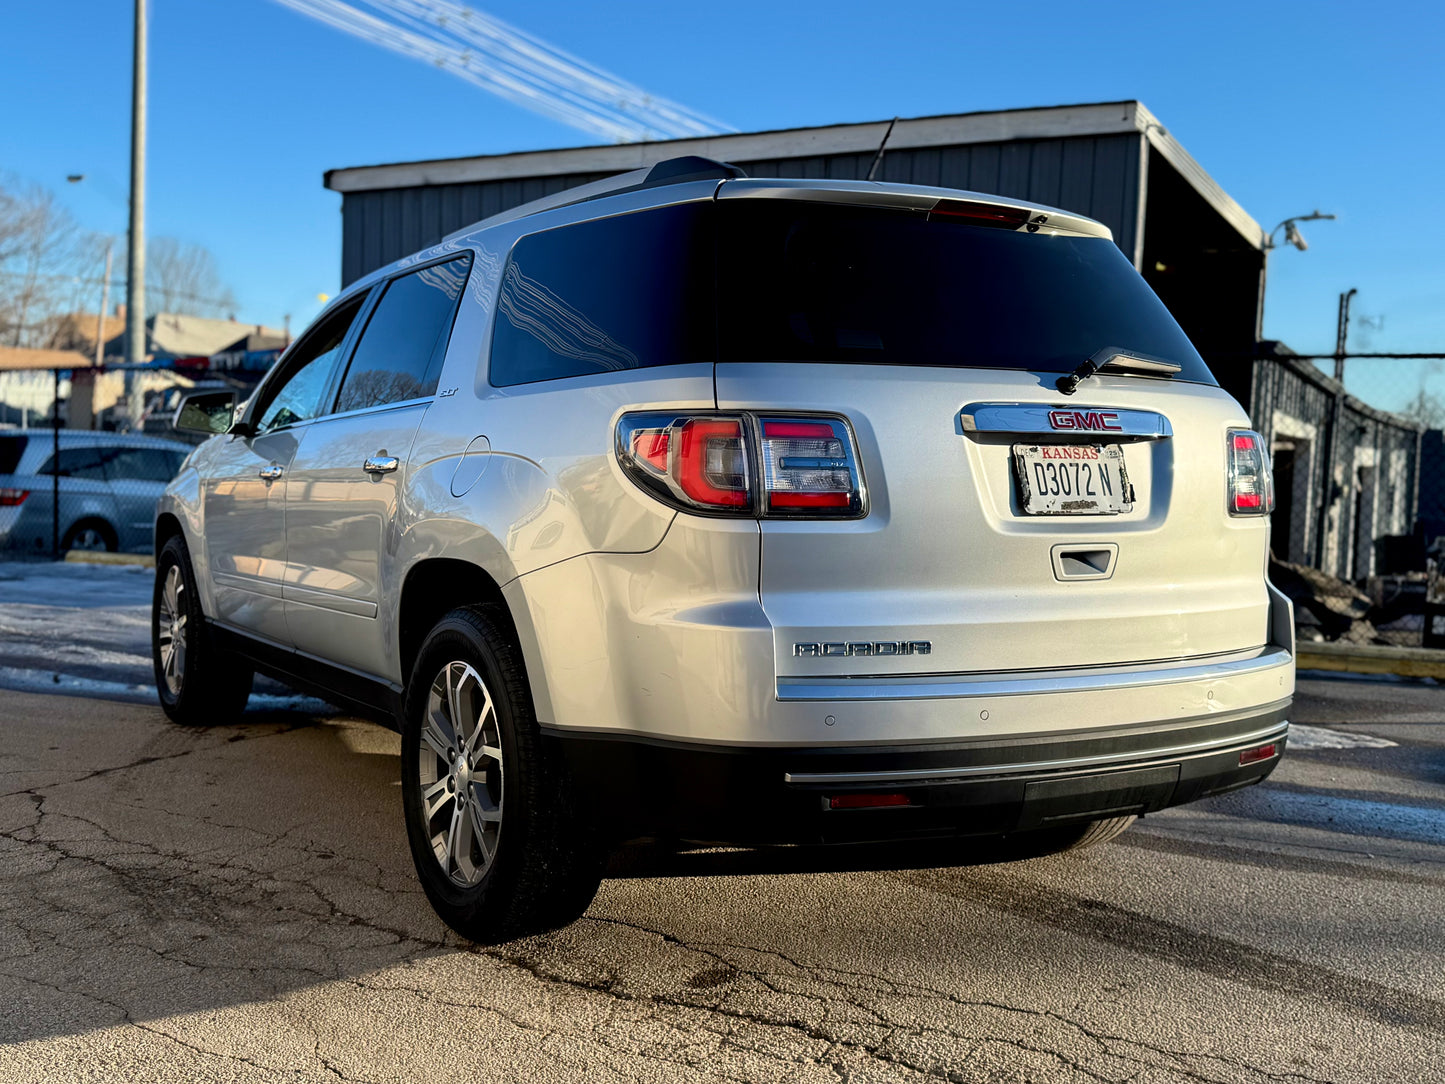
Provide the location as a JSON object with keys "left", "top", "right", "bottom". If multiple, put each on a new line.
{"left": 1048, "top": 409, "right": 1123, "bottom": 432}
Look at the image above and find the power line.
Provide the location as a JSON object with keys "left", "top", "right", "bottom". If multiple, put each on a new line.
{"left": 270, "top": 0, "right": 732, "bottom": 142}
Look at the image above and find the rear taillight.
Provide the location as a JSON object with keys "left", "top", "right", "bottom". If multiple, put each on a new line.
{"left": 617, "top": 412, "right": 865, "bottom": 518}
{"left": 0, "top": 488, "right": 28, "bottom": 507}
{"left": 1227, "top": 429, "right": 1274, "bottom": 516}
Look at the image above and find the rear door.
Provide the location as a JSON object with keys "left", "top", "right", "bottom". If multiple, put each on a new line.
{"left": 282, "top": 255, "right": 472, "bottom": 679}
{"left": 713, "top": 195, "right": 1271, "bottom": 678}
{"left": 203, "top": 296, "right": 366, "bottom": 644}
{"left": 100, "top": 442, "right": 188, "bottom": 552}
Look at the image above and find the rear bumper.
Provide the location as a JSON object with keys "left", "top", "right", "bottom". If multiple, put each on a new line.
{"left": 549, "top": 701, "right": 1289, "bottom": 845}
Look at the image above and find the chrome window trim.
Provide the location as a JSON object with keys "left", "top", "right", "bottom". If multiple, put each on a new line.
{"left": 783, "top": 721, "right": 1290, "bottom": 785}
{"left": 960, "top": 402, "right": 1173, "bottom": 440}
{"left": 776, "top": 646, "right": 1292, "bottom": 702}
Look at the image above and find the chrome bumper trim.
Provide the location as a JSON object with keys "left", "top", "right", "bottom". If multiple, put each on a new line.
{"left": 783, "top": 721, "right": 1289, "bottom": 785}
{"left": 775, "top": 646, "right": 1293, "bottom": 702}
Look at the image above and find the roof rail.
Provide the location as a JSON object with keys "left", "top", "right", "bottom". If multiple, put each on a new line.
{"left": 442, "top": 156, "right": 747, "bottom": 241}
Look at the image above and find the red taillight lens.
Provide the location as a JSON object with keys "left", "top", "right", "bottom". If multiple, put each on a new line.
{"left": 1239, "top": 743, "right": 1278, "bottom": 766}
{"left": 928, "top": 199, "right": 1030, "bottom": 229}
{"left": 616, "top": 412, "right": 865, "bottom": 518}
{"left": 675, "top": 419, "right": 749, "bottom": 508}
{"left": 828, "top": 793, "right": 911, "bottom": 810}
{"left": 629, "top": 429, "right": 670, "bottom": 473}
{"left": 1227, "top": 429, "right": 1274, "bottom": 516}
{"left": 0, "top": 488, "right": 28, "bottom": 507}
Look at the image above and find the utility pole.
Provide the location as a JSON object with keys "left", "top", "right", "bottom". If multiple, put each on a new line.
{"left": 94, "top": 242, "right": 113, "bottom": 368}
{"left": 125, "top": 0, "right": 147, "bottom": 396}
{"left": 1333, "top": 288, "right": 1356, "bottom": 383}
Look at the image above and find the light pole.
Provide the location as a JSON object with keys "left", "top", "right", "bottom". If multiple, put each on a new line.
{"left": 125, "top": 0, "right": 147, "bottom": 395}
{"left": 1265, "top": 210, "right": 1336, "bottom": 252}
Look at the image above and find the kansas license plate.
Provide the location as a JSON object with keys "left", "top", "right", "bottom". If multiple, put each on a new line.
{"left": 1013, "top": 443, "right": 1133, "bottom": 515}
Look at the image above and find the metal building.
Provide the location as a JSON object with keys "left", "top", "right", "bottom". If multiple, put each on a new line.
{"left": 325, "top": 100, "right": 1267, "bottom": 392}
{"left": 322, "top": 99, "right": 1425, "bottom": 583}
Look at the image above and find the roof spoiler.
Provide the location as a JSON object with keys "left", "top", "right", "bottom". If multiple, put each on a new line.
{"left": 443, "top": 156, "right": 746, "bottom": 241}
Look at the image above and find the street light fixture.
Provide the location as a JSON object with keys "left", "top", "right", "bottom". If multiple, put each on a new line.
{"left": 1266, "top": 210, "right": 1336, "bottom": 251}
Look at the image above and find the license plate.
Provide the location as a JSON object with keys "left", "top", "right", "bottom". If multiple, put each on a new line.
{"left": 1012, "top": 443, "right": 1133, "bottom": 515}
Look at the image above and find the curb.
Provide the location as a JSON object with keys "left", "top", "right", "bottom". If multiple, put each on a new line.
{"left": 63, "top": 550, "right": 155, "bottom": 569}
{"left": 1296, "top": 640, "right": 1445, "bottom": 679}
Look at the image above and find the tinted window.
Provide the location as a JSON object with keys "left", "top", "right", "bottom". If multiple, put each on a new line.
{"left": 717, "top": 201, "right": 1214, "bottom": 383}
{"left": 256, "top": 297, "right": 365, "bottom": 432}
{"left": 489, "top": 203, "right": 714, "bottom": 387}
{"left": 39, "top": 445, "right": 108, "bottom": 480}
{"left": 335, "top": 255, "right": 471, "bottom": 413}
{"left": 102, "top": 446, "right": 184, "bottom": 483}
{"left": 0, "top": 436, "right": 26, "bottom": 474}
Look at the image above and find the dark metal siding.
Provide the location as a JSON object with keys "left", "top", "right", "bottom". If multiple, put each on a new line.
{"left": 338, "top": 134, "right": 1143, "bottom": 285}
{"left": 1252, "top": 356, "right": 1423, "bottom": 576}
{"left": 340, "top": 169, "right": 615, "bottom": 285}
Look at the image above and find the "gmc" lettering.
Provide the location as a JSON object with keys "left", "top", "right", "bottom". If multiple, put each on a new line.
{"left": 1048, "top": 409, "right": 1122, "bottom": 432}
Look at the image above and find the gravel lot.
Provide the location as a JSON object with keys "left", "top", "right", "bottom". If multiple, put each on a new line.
{"left": 0, "top": 561, "right": 1441, "bottom": 1082}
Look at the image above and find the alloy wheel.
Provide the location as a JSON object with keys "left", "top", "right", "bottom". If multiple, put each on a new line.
{"left": 418, "top": 661, "right": 504, "bottom": 887}
{"left": 72, "top": 527, "right": 107, "bottom": 551}
{"left": 156, "top": 564, "right": 186, "bottom": 696}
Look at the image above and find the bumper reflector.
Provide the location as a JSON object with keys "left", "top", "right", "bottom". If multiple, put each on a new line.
{"left": 1239, "top": 743, "right": 1278, "bottom": 766}
{"left": 828, "top": 793, "right": 911, "bottom": 810}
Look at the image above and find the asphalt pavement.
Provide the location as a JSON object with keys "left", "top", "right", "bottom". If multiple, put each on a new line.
{"left": 0, "top": 672, "right": 1442, "bottom": 1083}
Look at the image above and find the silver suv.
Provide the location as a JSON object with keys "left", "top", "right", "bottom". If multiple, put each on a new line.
{"left": 154, "top": 157, "right": 1294, "bottom": 942}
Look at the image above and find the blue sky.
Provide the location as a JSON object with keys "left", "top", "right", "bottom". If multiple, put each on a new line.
{"left": 3, "top": 0, "right": 1442, "bottom": 406}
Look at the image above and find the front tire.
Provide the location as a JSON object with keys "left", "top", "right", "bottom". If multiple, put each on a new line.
{"left": 152, "top": 535, "right": 253, "bottom": 724}
{"left": 401, "top": 606, "right": 601, "bottom": 943}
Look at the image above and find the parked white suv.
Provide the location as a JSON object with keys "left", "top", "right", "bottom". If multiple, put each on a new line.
{"left": 154, "top": 157, "right": 1293, "bottom": 941}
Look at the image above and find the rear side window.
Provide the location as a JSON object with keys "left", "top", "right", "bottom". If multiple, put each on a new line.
{"left": 717, "top": 200, "right": 1214, "bottom": 383}
{"left": 334, "top": 255, "right": 472, "bottom": 413}
{"left": 489, "top": 203, "right": 714, "bottom": 387}
{"left": 0, "top": 436, "right": 26, "bottom": 474}
{"left": 101, "top": 446, "right": 184, "bottom": 483}
{"left": 38, "top": 445, "right": 108, "bottom": 480}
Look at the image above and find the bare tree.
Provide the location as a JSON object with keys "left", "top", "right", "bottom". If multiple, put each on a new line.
{"left": 1401, "top": 385, "right": 1445, "bottom": 431}
{"left": 0, "top": 178, "right": 93, "bottom": 347}
{"left": 146, "top": 237, "right": 237, "bottom": 317}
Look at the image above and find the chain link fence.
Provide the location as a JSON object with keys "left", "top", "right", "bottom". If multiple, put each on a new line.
{"left": 0, "top": 366, "right": 205, "bottom": 559}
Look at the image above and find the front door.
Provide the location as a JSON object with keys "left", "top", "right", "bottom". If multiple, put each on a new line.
{"left": 203, "top": 294, "right": 369, "bottom": 645}
{"left": 282, "top": 254, "right": 471, "bottom": 680}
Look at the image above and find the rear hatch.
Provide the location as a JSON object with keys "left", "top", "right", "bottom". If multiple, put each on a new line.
{"left": 712, "top": 191, "right": 1271, "bottom": 677}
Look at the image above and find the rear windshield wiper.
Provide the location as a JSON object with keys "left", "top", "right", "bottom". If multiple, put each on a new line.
{"left": 1056, "top": 347, "right": 1183, "bottom": 396}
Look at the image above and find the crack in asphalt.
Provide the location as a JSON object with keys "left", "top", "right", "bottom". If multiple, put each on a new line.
{"left": 1, "top": 712, "right": 1439, "bottom": 1083}
{"left": 898, "top": 866, "right": 1445, "bottom": 1039}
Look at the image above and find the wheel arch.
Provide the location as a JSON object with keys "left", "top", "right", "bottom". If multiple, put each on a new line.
{"left": 397, "top": 558, "right": 552, "bottom": 723}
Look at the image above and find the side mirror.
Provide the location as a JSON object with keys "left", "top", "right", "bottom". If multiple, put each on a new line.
{"left": 174, "top": 390, "right": 238, "bottom": 437}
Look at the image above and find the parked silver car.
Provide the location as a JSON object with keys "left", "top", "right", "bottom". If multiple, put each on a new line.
{"left": 0, "top": 430, "right": 192, "bottom": 554}
{"left": 154, "top": 157, "right": 1293, "bottom": 941}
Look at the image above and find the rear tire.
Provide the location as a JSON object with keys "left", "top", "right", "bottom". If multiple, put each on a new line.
{"left": 401, "top": 605, "right": 602, "bottom": 943}
{"left": 999, "top": 815, "right": 1137, "bottom": 860}
{"left": 63, "top": 518, "right": 117, "bottom": 553}
{"left": 152, "top": 535, "right": 253, "bottom": 725}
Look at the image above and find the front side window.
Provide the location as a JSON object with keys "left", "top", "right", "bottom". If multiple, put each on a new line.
{"left": 255, "top": 296, "right": 365, "bottom": 433}
{"left": 334, "top": 255, "right": 472, "bottom": 413}
{"left": 489, "top": 203, "right": 714, "bottom": 387}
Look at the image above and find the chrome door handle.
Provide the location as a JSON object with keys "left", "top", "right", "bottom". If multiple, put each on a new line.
{"left": 259, "top": 464, "right": 284, "bottom": 482}
{"left": 363, "top": 455, "right": 400, "bottom": 475}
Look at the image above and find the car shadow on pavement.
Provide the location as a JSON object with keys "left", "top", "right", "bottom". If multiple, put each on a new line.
{"left": 0, "top": 696, "right": 467, "bottom": 1046}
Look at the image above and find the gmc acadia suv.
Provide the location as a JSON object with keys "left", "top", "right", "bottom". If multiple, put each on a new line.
{"left": 153, "top": 157, "right": 1293, "bottom": 942}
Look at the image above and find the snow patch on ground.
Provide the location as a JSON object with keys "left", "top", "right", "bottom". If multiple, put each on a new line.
{"left": 1288, "top": 724, "right": 1399, "bottom": 750}
{"left": 0, "top": 560, "right": 332, "bottom": 715}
